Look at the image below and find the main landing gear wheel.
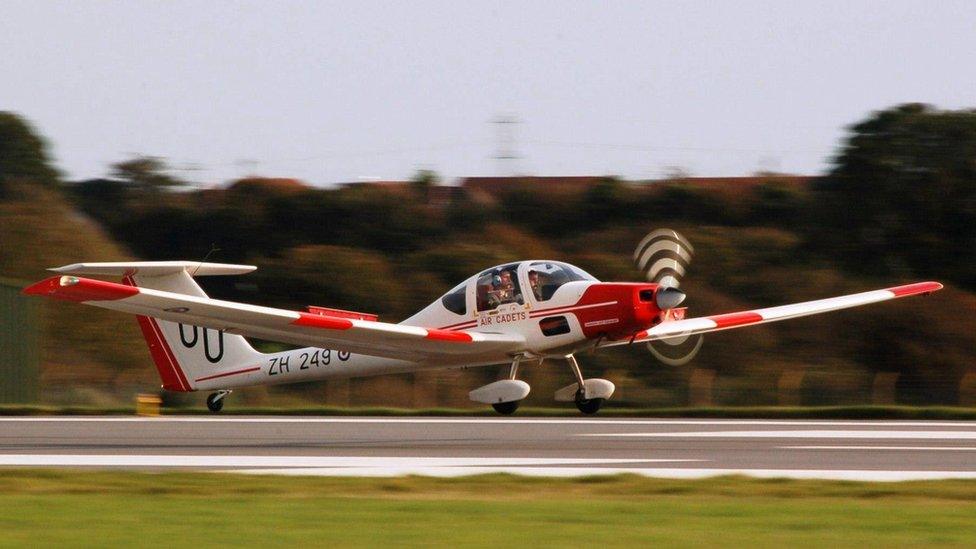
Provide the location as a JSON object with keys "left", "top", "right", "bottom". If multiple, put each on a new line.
{"left": 575, "top": 394, "right": 604, "bottom": 415}
{"left": 492, "top": 400, "right": 520, "bottom": 415}
{"left": 206, "top": 392, "right": 224, "bottom": 413}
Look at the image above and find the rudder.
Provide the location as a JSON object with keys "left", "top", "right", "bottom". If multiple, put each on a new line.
{"left": 119, "top": 268, "right": 265, "bottom": 392}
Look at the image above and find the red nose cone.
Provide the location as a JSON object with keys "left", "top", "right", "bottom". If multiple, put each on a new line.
{"left": 574, "top": 282, "right": 662, "bottom": 340}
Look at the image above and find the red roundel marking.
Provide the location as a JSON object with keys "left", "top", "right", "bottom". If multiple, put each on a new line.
{"left": 292, "top": 312, "right": 354, "bottom": 330}
{"left": 708, "top": 311, "right": 763, "bottom": 329}
{"left": 888, "top": 281, "right": 943, "bottom": 297}
{"left": 23, "top": 276, "right": 139, "bottom": 302}
{"left": 425, "top": 329, "right": 473, "bottom": 342}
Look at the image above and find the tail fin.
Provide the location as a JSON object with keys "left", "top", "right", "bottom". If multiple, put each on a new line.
{"left": 53, "top": 262, "right": 264, "bottom": 392}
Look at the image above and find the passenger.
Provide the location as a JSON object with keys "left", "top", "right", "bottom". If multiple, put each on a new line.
{"left": 528, "top": 270, "right": 544, "bottom": 301}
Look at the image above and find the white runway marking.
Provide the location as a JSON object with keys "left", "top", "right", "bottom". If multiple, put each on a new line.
{"left": 2, "top": 454, "right": 972, "bottom": 480}
{"left": 2, "top": 417, "right": 974, "bottom": 427}
{"left": 783, "top": 446, "right": 976, "bottom": 451}
{"left": 230, "top": 467, "right": 976, "bottom": 481}
{"left": 0, "top": 454, "right": 702, "bottom": 468}
{"left": 582, "top": 430, "right": 976, "bottom": 439}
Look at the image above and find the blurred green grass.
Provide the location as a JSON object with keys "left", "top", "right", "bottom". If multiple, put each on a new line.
{"left": 0, "top": 470, "right": 974, "bottom": 547}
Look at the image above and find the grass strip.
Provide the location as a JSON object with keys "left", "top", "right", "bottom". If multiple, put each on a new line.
{"left": 0, "top": 470, "right": 974, "bottom": 547}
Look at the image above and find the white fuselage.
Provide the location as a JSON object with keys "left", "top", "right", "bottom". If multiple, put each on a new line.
{"left": 194, "top": 260, "right": 650, "bottom": 391}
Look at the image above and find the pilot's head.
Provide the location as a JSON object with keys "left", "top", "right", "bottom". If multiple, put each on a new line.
{"left": 499, "top": 271, "right": 513, "bottom": 285}
{"left": 528, "top": 270, "right": 539, "bottom": 283}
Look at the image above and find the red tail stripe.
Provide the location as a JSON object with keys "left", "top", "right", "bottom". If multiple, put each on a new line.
{"left": 708, "top": 311, "right": 763, "bottom": 329}
{"left": 134, "top": 315, "right": 190, "bottom": 391}
{"left": 123, "top": 275, "right": 191, "bottom": 392}
{"left": 149, "top": 317, "right": 192, "bottom": 391}
{"left": 134, "top": 315, "right": 184, "bottom": 391}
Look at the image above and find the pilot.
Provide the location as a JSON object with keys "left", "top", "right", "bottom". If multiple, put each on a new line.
{"left": 486, "top": 273, "right": 505, "bottom": 309}
{"left": 528, "top": 269, "right": 544, "bottom": 301}
{"left": 497, "top": 271, "right": 515, "bottom": 302}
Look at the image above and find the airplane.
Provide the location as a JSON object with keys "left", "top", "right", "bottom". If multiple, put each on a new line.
{"left": 22, "top": 229, "right": 942, "bottom": 414}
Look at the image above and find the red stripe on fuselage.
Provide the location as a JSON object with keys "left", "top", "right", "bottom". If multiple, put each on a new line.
{"left": 528, "top": 301, "right": 619, "bottom": 318}
{"left": 194, "top": 366, "right": 261, "bottom": 382}
{"left": 437, "top": 319, "right": 479, "bottom": 330}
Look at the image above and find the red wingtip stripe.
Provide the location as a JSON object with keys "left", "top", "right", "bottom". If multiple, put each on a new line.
{"left": 888, "top": 281, "right": 943, "bottom": 297}
{"left": 292, "top": 312, "right": 355, "bottom": 330}
{"left": 23, "top": 276, "right": 139, "bottom": 302}
{"left": 707, "top": 311, "right": 764, "bottom": 329}
{"left": 425, "top": 329, "right": 474, "bottom": 342}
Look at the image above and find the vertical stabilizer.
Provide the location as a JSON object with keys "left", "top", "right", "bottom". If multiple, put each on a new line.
{"left": 122, "top": 269, "right": 264, "bottom": 392}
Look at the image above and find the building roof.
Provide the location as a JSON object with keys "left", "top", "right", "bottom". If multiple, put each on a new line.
{"left": 461, "top": 176, "right": 610, "bottom": 202}
{"left": 461, "top": 174, "right": 815, "bottom": 202}
{"left": 226, "top": 177, "right": 310, "bottom": 194}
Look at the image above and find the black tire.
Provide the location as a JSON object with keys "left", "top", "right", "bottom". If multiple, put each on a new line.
{"left": 575, "top": 397, "right": 604, "bottom": 415}
{"left": 206, "top": 393, "right": 224, "bottom": 413}
{"left": 492, "top": 400, "right": 520, "bottom": 415}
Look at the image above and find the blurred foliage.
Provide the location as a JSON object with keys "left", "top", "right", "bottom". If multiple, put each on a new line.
{"left": 2, "top": 106, "right": 975, "bottom": 406}
{"left": 0, "top": 112, "right": 59, "bottom": 194}
{"left": 111, "top": 155, "right": 186, "bottom": 192}
{"left": 0, "top": 181, "right": 151, "bottom": 399}
{"left": 810, "top": 103, "right": 976, "bottom": 288}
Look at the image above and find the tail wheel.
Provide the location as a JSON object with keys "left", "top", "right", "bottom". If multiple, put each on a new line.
{"left": 575, "top": 395, "right": 604, "bottom": 415}
{"left": 492, "top": 401, "right": 520, "bottom": 415}
{"left": 206, "top": 393, "right": 224, "bottom": 413}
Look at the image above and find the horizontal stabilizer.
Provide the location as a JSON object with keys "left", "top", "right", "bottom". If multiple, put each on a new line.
{"left": 49, "top": 261, "right": 257, "bottom": 277}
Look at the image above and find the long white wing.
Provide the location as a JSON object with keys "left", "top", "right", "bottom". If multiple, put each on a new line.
{"left": 601, "top": 281, "right": 943, "bottom": 347}
{"left": 23, "top": 275, "right": 524, "bottom": 362}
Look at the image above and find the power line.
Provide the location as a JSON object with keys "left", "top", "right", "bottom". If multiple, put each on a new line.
{"left": 491, "top": 114, "right": 521, "bottom": 175}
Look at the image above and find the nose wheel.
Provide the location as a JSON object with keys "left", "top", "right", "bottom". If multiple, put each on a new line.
{"left": 575, "top": 394, "right": 604, "bottom": 415}
{"left": 555, "top": 355, "right": 614, "bottom": 415}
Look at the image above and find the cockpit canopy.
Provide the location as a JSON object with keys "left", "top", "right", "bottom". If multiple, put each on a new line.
{"left": 439, "top": 260, "right": 597, "bottom": 316}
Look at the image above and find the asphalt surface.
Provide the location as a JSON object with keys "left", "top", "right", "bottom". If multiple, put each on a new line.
{"left": 2, "top": 417, "right": 976, "bottom": 480}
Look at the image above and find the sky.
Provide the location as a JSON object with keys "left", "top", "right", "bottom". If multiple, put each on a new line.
{"left": 1, "top": 1, "right": 974, "bottom": 186}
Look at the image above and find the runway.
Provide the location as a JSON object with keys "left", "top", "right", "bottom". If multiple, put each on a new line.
{"left": 2, "top": 416, "right": 976, "bottom": 480}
